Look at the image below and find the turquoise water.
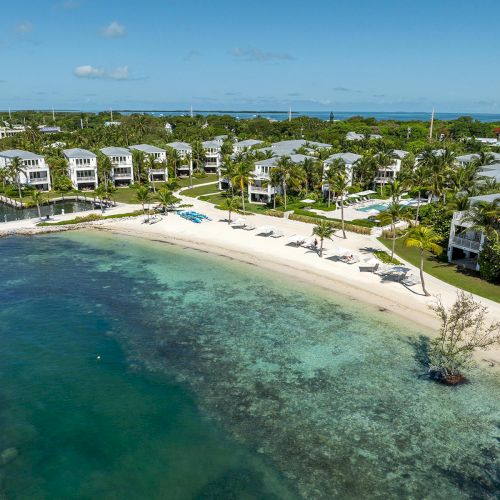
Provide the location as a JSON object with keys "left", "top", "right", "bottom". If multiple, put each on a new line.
{"left": 357, "top": 203, "right": 388, "bottom": 213}
{"left": 0, "top": 231, "right": 499, "bottom": 499}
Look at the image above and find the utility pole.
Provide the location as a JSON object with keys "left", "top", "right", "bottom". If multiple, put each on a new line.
{"left": 288, "top": 106, "right": 292, "bottom": 122}
{"left": 52, "top": 107, "right": 55, "bottom": 123}
{"left": 406, "top": 127, "right": 411, "bottom": 140}
{"left": 8, "top": 108, "right": 12, "bottom": 120}
{"left": 190, "top": 105, "right": 193, "bottom": 118}
{"left": 429, "top": 108, "right": 435, "bottom": 141}
{"left": 110, "top": 108, "right": 113, "bottom": 121}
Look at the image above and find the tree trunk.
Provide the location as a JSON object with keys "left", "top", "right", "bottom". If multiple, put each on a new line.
{"left": 391, "top": 222, "right": 396, "bottom": 259}
{"left": 319, "top": 239, "right": 324, "bottom": 257}
{"left": 340, "top": 195, "right": 346, "bottom": 239}
{"left": 241, "top": 185, "right": 245, "bottom": 212}
{"left": 420, "top": 250, "right": 429, "bottom": 296}
{"left": 283, "top": 182, "right": 287, "bottom": 210}
{"left": 37, "top": 202, "right": 41, "bottom": 219}
{"left": 415, "top": 192, "right": 421, "bottom": 225}
{"left": 327, "top": 188, "right": 331, "bottom": 207}
{"left": 17, "top": 180, "right": 23, "bottom": 205}
{"left": 228, "top": 209, "right": 232, "bottom": 224}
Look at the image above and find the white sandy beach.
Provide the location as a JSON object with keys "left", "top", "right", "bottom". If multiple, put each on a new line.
{"left": 2, "top": 191, "right": 499, "bottom": 366}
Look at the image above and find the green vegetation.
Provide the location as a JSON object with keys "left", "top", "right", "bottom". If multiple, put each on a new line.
{"left": 373, "top": 250, "right": 402, "bottom": 265}
{"left": 37, "top": 211, "right": 143, "bottom": 226}
{"left": 181, "top": 183, "right": 220, "bottom": 198}
{"left": 379, "top": 237, "right": 500, "bottom": 302}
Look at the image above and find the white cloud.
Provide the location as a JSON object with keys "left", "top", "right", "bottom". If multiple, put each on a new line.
{"left": 73, "top": 64, "right": 131, "bottom": 80}
{"left": 73, "top": 65, "right": 106, "bottom": 78}
{"left": 15, "top": 21, "right": 33, "bottom": 34}
{"left": 100, "top": 21, "right": 126, "bottom": 38}
{"left": 108, "top": 66, "right": 129, "bottom": 80}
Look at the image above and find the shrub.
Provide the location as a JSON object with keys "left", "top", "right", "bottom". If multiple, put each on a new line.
{"left": 478, "top": 240, "right": 500, "bottom": 283}
{"left": 288, "top": 213, "right": 371, "bottom": 234}
{"left": 374, "top": 250, "right": 401, "bottom": 265}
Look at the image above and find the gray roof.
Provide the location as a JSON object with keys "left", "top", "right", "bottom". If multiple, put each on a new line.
{"left": 255, "top": 154, "right": 313, "bottom": 168}
{"left": 100, "top": 146, "right": 131, "bottom": 156}
{"left": 235, "top": 139, "right": 263, "bottom": 148}
{"left": 325, "top": 152, "right": 362, "bottom": 165}
{"left": 257, "top": 139, "right": 331, "bottom": 157}
{"left": 202, "top": 140, "right": 221, "bottom": 149}
{"left": 469, "top": 193, "right": 500, "bottom": 205}
{"left": 167, "top": 142, "right": 192, "bottom": 151}
{"left": 346, "top": 131, "right": 382, "bottom": 140}
{"left": 129, "top": 144, "right": 166, "bottom": 154}
{"left": 63, "top": 148, "right": 96, "bottom": 159}
{"left": 393, "top": 149, "right": 409, "bottom": 159}
{"left": 0, "top": 149, "right": 44, "bottom": 160}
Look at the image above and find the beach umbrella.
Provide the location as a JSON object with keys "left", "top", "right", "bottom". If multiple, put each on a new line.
{"left": 363, "top": 257, "right": 379, "bottom": 266}
{"left": 332, "top": 246, "right": 352, "bottom": 256}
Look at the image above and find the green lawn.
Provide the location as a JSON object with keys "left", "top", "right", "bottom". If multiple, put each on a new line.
{"left": 177, "top": 173, "right": 218, "bottom": 188}
{"left": 379, "top": 237, "right": 500, "bottom": 303}
{"left": 181, "top": 182, "right": 221, "bottom": 198}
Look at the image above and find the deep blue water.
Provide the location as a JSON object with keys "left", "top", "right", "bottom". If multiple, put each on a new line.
{"left": 0, "top": 231, "right": 499, "bottom": 499}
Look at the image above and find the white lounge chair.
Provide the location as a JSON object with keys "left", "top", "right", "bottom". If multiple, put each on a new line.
{"left": 243, "top": 224, "right": 256, "bottom": 231}
{"left": 256, "top": 225, "right": 274, "bottom": 235}
{"left": 271, "top": 229, "right": 284, "bottom": 238}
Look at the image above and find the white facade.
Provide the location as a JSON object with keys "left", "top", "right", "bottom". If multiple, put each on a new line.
{"left": 233, "top": 139, "right": 263, "bottom": 154}
{"left": 374, "top": 150, "right": 409, "bottom": 185}
{"left": 167, "top": 142, "right": 193, "bottom": 175}
{"left": 0, "top": 149, "right": 51, "bottom": 191}
{"left": 63, "top": 148, "right": 98, "bottom": 190}
{"left": 202, "top": 140, "right": 222, "bottom": 173}
{"left": 129, "top": 144, "right": 168, "bottom": 182}
{"left": 447, "top": 193, "right": 500, "bottom": 270}
{"left": 0, "top": 126, "right": 26, "bottom": 140}
{"left": 101, "top": 147, "right": 134, "bottom": 186}
{"left": 322, "top": 152, "right": 362, "bottom": 189}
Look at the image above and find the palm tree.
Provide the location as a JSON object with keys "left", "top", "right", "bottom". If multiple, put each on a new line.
{"left": 97, "top": 153, "right": 113, "bottom": 190}
{"left": 167, "top": 147, "right": 182, "bottom": 179}
{"left": 135, "top": 185, "right": 152, "bottom": 220}
{"left": 374, "top": 151, "right": 394, "bottom": 195}
{"left": 331, "top": 171, "right": 350, "bottom": 239}
{"left": 31, "top": 189, "right": 46, "bottom": 219}
{"left": 147, "top": 154, "right": 158, "bottom": 192}
{"left": 191, "top": 140, "right": 206, "bottom": 173}
{"left": 94, "top": 185, "right": 108, "bottom": 214}
{"left": 220, "top": 196, "right": 240, "bottom": 223}
{"left": 410, "top": 165, "right": 428, "bottom": 224}
{"left": 8, "top": 157, "right": 26, "bottom": 204}
{"left": 156, "top": 187, "right": 176, "bottom": 214}
{"left": 379, "top": 202, "right": 406, "bottom": 260}
{"left": 132, "top": 150, "right": 146, "bottom": 184}
{"left": 387, "top": 178, "right": 403, "bottom": 203}
{"left": 461, "top": 199, "right": 500, "bottom": 243}
{"left": 231, "top": 161, "right": 253, "bottom": 212}
{"left": 184, "top": 152, "right": 193, "bottom": 187}
{"left": 269, "top": 168, "right": 281, "bottom": 209}
{"left": 312, "top": 220, "right": 335, "bottom": 257}
{"left": 404, "top": 226, "right": 443, "bottom": 296}
{"left": 323, "top": 158, "right": 344, "bottom": 207}
{"left": 274, "top": 156, "right": 293, "bottom": 210}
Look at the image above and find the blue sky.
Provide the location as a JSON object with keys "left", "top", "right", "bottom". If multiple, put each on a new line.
{"left": 1, "top": 0, "right": 499, "bottom": 112}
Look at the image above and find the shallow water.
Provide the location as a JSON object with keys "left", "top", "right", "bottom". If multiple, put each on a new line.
{"left": 0, "top": 231, "right": 498, "bottom": 499}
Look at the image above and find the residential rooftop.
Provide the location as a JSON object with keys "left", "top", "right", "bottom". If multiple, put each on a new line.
{"left": 63, "top": 148, "right": 96, "bottom": 159}
{"left": 129, "top": 144, "right": 166, "bottom": 154}
{"left": 255, "top": 153, "right": 313, "bottom": 167}
{"left": 167, "top": 141, "right": 192, "bottom": 151}
{"left": 0, "top": 149, "right": 44, "bottom": 160}
{"left": 469, "top": 193, "right": 500, "bottom": 205}
{"left": 324, "top": 152, "right": 362, "bottom": 165}
{"left": 100, "top": 146, "right": 131, "bottom": 156}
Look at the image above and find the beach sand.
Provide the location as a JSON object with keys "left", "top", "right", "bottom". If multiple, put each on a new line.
{"left": 2, "top": 194, "right": 499, "bottom": 366}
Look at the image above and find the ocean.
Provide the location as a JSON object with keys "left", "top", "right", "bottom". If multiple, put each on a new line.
{"left": 0, "top": 231, "right": 498, "bottom": 499}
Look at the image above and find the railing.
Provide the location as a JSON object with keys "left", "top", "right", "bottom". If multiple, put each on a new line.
{"left": 29, "top": 177, "right": 48, "bottom": 183}
{"left": 76, "top": 176, "right": 96, "bottom": 181}
{"left": 149, "top": 168, "right": 166, "bottom": 173}
{"left": 452, "top": 236, "right": 481, "bottom": 251}
{"left": 114, "top": 173, "right": 133, "bottom": 179}
{"left": 250, "top": 186, "right": 272, "bottom": 194}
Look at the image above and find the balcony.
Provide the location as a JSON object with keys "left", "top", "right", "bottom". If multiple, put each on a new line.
{"left": 29, "top": 176, "right": 48, "bottom": 183}
{"left": 149, "top": 168, "right": 166, "bottom": 174}
{"left": 250, "top": 185, "right": 273, "bottom": 195}
{"left": 76, "top": 176, "right": 96, "bottom": 181}
{"left": 114, "top": 172, "right": 133, "bottom": 179}
{"left": 451, "top": 236, "right": 481, "bottom": 252}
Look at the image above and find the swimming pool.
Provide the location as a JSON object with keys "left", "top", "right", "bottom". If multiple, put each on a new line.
{"left": 357, "top": 203, "right": 388, "bottom": 213}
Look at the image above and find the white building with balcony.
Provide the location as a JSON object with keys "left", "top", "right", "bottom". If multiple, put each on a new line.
{"left": 373, "top": 149, "right": 409, "bottom": 186}
{"left": 447, "top": 193, "right": 500, "bottom": 270}
{"left": 0, "top": 149, "right": 51, "bottom": 191}
{"left": 167, "top": 142, "right": 193, "bottom": 175}
{"left": 248, "top": 154, "right": 312, "bottom": 203}
{"left": 233, "top": 139, "right": 263, "bottom": 154}
{"left": 0, "top": 126, "right": 26, "bottom": 140}
{"left": 202, "top": 140, "right": 222, "bottom": 173}
{"left": 63, "top": 148, "right": 98, "bottom": 190}
{"left": 322, "top": 152, "right": 362, "bottom": 189}
{"left": 101, "top": 147, "right": 134, "bottom": 187}
{"left": 129, "top": 144, "right": 168, "bottom": 182}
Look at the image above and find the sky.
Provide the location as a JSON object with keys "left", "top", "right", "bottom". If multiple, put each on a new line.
{"left": 1, "top": 0, "right": 500, "bottom": 112}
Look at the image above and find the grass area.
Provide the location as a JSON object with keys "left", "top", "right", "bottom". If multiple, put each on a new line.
{"left": 182, "top": 182, "right": 221, "bottom": 198}
{"left": 37, "top": 210, "right": 143, "bottom": 226}
{"left": 374, "top": 250, "right": 402, "bottom": 265}
{"left": 177, "top": 173, "right": 218, "bottom": 188}
{"left": 379, "top": 237, "right": 500, "bottom": 303}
